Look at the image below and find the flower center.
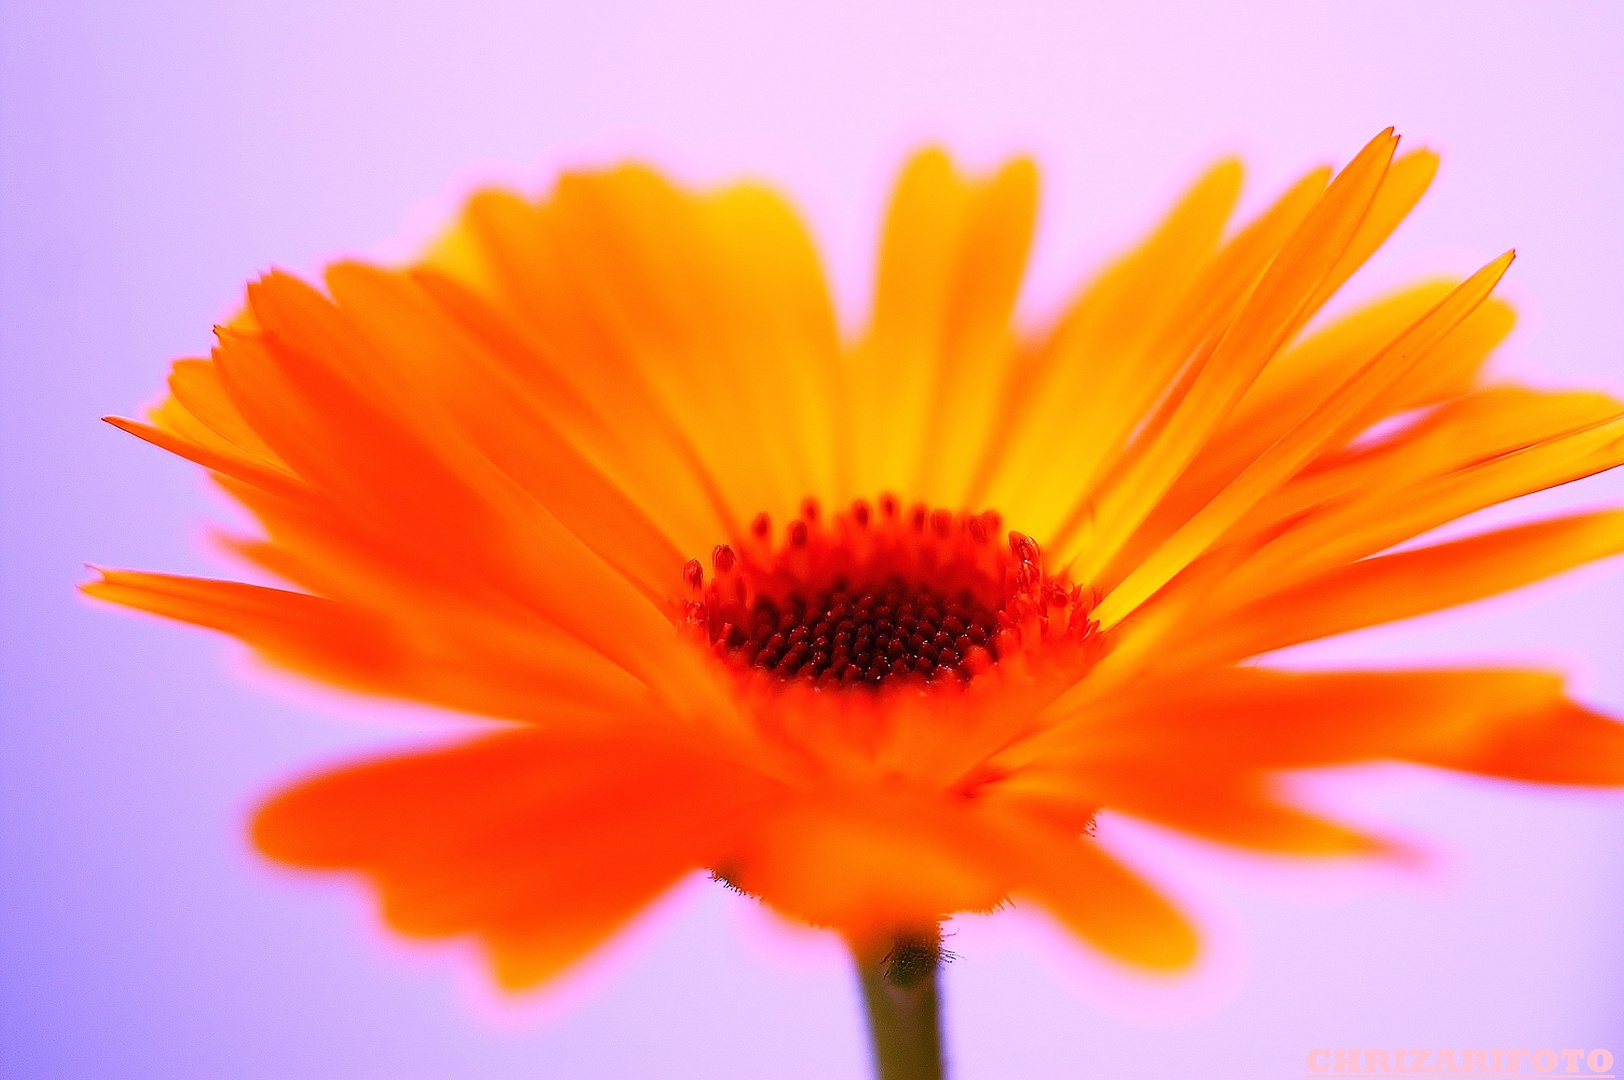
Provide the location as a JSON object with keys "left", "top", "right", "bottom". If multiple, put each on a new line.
{"left": 679, "top": 496, "right": 1102, "bottom": 691}
{"left": 716, "top": 576, "right": 999, "bottom": 687}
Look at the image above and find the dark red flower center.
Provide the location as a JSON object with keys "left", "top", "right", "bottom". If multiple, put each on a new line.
{"left": 678, "top": 496, "right": 1104, "bottom": 691}
{"left": 714, "top": 576, "right": 1000, "bottom": 687}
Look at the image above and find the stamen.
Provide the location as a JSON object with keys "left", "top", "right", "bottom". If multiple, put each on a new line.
{"left": 682, "top": 558, "right": 704, "bottom": 596}
{"left": 712, "top": 545, "right": 737, "bottom": 574}
{"left": 679, "top": 498, "right": 1104, "bottom": 691}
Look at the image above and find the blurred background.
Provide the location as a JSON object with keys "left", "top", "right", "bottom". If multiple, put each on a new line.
{"left": 3, "top": 2, "right": 1623, "bottom": 1077}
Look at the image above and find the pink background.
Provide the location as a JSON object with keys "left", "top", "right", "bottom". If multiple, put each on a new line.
{"left": 3, "top": 2, "right": 1623, "bottom": 1077}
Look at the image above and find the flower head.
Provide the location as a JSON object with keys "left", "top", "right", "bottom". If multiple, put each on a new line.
{"left": 87, "top": 129, "right": 1624, "bottom": 988}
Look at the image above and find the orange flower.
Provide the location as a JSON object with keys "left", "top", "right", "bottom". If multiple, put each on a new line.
{"left": 87, "top": 129, "right": 1624, "bottom": 995}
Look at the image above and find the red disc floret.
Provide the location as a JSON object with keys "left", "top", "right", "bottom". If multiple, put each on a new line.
{"left": 726, "top": 577, "right": 996, "bottom": 687}
{"left": 679, "top": 496, "right": 1104, "bottom": 691}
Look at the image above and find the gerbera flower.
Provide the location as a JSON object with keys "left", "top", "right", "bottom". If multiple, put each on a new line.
{"left": 87, "top": 128, "right": 1624, "bottom": 1076}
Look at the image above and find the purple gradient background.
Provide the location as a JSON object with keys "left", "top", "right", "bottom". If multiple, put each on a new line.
{"left": 4, "top": 2, "right": 1624, "bottom": 1077}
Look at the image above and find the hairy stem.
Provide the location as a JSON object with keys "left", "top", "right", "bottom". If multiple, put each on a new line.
{"left": 853, "top": 929, "right": 944, "bottom": 1080}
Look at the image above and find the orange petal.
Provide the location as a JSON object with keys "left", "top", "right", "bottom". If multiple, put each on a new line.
{"left": 1213, "top": 387, "right": 1624, "bottom": 606}
{"left": 1028, "top": 667, "right": 1624, "bottom": 786}
{"left": 163, "top": 357, "right": 288, "bottom": 469}
{"left": 418, "top": 200, "right": 737, "bottom": 555}
{"left": 80, "top": 569, "right": 650, "bottom": 723}
{"left": 103, "top": 415, "right": 304, "bottom": 501}
{"left": 444, "top": 167, "right": 843, "bottom": 529}
{"left": 1070, "top": 130, "right": 1400, "bottom": 582}
{"left": 194, "top": 453, "right": 714, "bottom": 729}
{"left": 1000, "top": 765, "right": 1380, "bottom": 857}
{"left": 82, "top": 569, "right": 394, "bottom": 680}
{"left": 1180, "top": 509, "right": 1624, "bottom": 666}
{"left": 984, "top": 811, "right": 1199, "bottom": 970}
{"left": 205, "top": 475, "right": 699, "bottom": 726}
{"left": 1107, "top": 284, "right": 1513, "bottom": 595}
{"left": 206, "top": 324, "right": 724, "bottom": 715}
{"left": 319, "top": 262, "right": 688, "bottom": 600}
{"left": 734, "top": 794, "right": 1011, "bottom": 935}
{"left": 254, "top": 729, "right": 777, "bottom": 989}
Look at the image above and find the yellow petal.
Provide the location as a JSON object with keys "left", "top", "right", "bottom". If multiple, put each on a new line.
{"left": 849, "top": 150, "right": 1039, "bottom": 502}
{"left": 1069, "top": 130, "right": 1400, "bottom": 582}
{"left": 980, "top": 158, "right": 1250, "bottom": 536}
{"left": 1299, "top": 148, "right": 1440, "bottom": 324}
{"left": 1097, "top": 251, "right": 1514, "bottom": 626}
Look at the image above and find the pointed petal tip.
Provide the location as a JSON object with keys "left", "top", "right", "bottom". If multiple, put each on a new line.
{"left": 253, "top": 265, "right": 297, "bottom": 285}
{"left": 1336, "top": 128, "right": 1401, "bottom": 180}
{"left": 1483, "top": 248, "right": 1517, "bottom": 280}
{"left": 102, "top": 414, "right": 145, "bottom": 436}
{"left": 1347, "top": 126, "right": 1399, "bottom": 158}
{"left": 77, "top": 568, "right": 118, "bottom": 598}
{"left": 102, "top": 414, "right": 157, "bottom": 439}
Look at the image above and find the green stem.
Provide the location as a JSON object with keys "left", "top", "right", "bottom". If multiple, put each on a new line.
{"left": 853, "top": 930, "right": 944, "bottom": 1080}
